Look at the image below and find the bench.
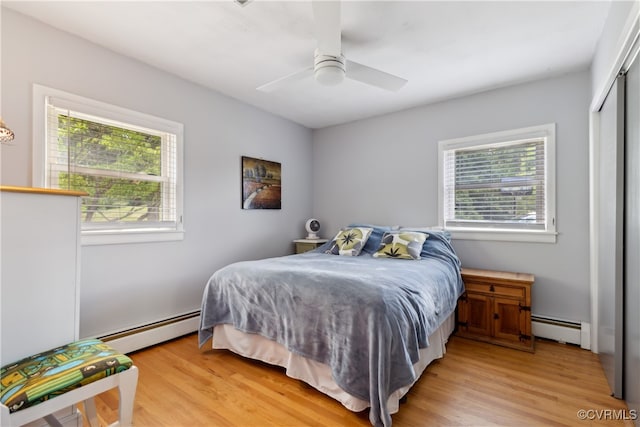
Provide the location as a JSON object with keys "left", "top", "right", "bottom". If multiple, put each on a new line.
{"left": 1, "top": 339, "right": 138, "bottom": 427}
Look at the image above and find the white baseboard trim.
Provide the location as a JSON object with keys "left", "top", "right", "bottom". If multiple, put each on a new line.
{"left": 532, "top": 315, "right": 590, "bottom": 350}
{"left": 580, "top": 321, "right": 591, "bottom": 350}
{"left": 100, "top": 311, "right": 200, "bottom": 354}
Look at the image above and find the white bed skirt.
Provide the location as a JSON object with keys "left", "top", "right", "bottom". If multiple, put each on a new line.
{"left": 211, "top": 312, "right": 455, "bottom": 414}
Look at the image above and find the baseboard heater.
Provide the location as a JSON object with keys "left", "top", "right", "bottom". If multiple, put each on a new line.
{"left": 99, "top": 310, "right": 201, "bottom": 354}
{"left": 532, "top": 315, "right": 590, "bottom": 349}
{"left": 98, "top": 311, "right": 589, "bottom": 354}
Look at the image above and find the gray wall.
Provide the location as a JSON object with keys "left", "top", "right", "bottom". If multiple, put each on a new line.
{"left": 312, "top": 71, "right": 592, "bottom": 323}
{"left": 0, "top": 6, "right": 597, "bottom": 335}
{"left": 0, "top": 9, "right": 313, "bottom": 338}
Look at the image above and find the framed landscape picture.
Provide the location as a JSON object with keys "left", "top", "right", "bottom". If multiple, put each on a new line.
{"left": 241, "top": 156, "right": 282, "bottom": 209}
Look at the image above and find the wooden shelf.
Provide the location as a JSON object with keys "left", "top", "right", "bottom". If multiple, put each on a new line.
{"left": 0, "top": 185, "right": 87, "bottom": 197}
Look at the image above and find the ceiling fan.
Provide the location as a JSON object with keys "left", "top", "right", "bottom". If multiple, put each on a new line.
{"left": 256, "top": 1, "right": 407, "bottom": 93}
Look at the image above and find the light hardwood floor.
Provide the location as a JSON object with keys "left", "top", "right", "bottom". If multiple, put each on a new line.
{"left": 87, "top": 333, "right": 633, "bottom": 426}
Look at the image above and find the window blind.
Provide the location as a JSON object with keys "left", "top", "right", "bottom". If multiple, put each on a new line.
{"left": 45, "top": 98, "right": 180, "bottom": 232}
{"left": 442, "top": 138, "right": 547, "bottom": 231}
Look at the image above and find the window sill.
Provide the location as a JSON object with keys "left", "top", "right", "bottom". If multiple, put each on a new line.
{"left": 81, "top": 229, "right": 184, "bottom": 246}
{"left": 447, "top": 228, "right": 557, "bottom": 243}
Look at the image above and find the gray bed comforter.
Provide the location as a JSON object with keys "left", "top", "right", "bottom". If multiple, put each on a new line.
{"left": 198, "top": 231, "right": 463, "bottom": 426}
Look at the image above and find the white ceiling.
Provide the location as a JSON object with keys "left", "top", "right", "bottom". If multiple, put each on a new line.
{"left": 5, "top": 1, "right": 611, "bottom": 129}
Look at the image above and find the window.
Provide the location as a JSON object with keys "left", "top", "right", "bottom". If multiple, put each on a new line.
{"left": 438, "top": 123, "right": 556, "bottom": 243}
{"left": 33, "top": 85, "right": 184, "bottom": 245}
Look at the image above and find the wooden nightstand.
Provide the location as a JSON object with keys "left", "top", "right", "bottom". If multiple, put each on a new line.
{"left": 293, "top": 238, "right": 328, "bottom": 254}
{"left": 457, "top": 268, "right": 535, "bottom": 352}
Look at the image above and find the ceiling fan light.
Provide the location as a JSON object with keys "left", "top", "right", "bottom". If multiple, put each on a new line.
{"left": 314, "top": 50, "right": 345, "bottom": 86}
{"left": 314, "top": 66, "right": 345, "bottom": 86}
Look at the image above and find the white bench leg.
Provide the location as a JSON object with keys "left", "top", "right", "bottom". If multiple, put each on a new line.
{"left": 43, "top": 414, "right": 63, "bottom": 427}
{"left": 115, "top": 366, "right": 138, "bottom": 427}
{"left": 84, "top": 397, "right": 99, "bottom": 427}
{"left": 1, "top": 405, "right": 12, "bottom": 427}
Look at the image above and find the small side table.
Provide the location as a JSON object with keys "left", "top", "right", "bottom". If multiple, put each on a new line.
{"left": 457, "top": 268, "right": 535, "bottom": 352}
{"left": 293, "top": 238, "right": 328, "bottom": 254}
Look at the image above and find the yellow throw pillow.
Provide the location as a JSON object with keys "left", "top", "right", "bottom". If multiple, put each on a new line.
{"left": 373, "top": 231, "right": 428, "bottom": 260}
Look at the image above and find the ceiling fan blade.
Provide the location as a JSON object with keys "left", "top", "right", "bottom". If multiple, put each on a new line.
{"left": 312, "top": 0, "right": 341, "bottom": 56}
{"left": 256, "top": 67, "right": 314, "bottom": 92}
{"left": 345, "top": 60, "right": 407, "bottom": 92}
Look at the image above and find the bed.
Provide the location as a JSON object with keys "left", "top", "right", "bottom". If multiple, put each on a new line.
{"left": 199, "top": 225, "right": 464, "bottom": 427}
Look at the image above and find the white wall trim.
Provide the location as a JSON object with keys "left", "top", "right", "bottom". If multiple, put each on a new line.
{"left": 581, "top": 322, "right": 591, "bottom": 351}
{"left": 589, "top": 111, "right": 600, "bottom": 353}
{"left": 449, "top": 229, "right": 557, "bottom": 243}
{"left": 82, "top": 229, "right": 184, "bottom": 246}
{"left": 591, "top": 1, "right": 640, "bottom": 112}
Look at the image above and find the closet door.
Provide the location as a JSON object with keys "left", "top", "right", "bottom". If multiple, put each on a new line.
{"left": 624, "top": 53, "right": 639, "bottom": 418}
{"left": 597, "top": 75, "right": 625, "bottom": 399}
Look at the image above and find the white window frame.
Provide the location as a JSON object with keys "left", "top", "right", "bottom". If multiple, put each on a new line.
{"left": 33, "top": 84, "right": 184, "bottom": 245}
{"left": 438, "top": 123, "right": 557, "bottom": 243}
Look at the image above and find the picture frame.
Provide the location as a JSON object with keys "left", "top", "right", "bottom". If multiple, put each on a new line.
{"left": 241, "top": 156, "right": 282, "bottom": 209}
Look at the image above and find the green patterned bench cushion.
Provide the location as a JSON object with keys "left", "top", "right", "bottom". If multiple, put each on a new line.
{"left": 1, "top": 339, "right": 133, "bottom": 413}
